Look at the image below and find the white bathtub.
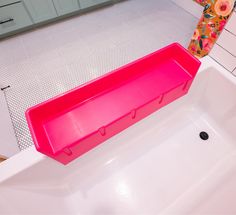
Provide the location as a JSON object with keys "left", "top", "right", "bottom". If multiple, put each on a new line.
{"left": 0, "top": 57, "right": 236, "bottom": 215}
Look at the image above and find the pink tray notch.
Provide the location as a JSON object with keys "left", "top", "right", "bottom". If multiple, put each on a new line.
{"left": 26, "top": 43, "right": 201, "bottom": 164}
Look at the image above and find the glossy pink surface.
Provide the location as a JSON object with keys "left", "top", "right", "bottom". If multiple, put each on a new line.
{"left": 26, "top": 43, "right": 201, "bottom": 164}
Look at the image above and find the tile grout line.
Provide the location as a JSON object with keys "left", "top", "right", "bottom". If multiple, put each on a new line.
{"left": 232, "top": 66, "right": 236, "bottom": 76}
{"left": 215, "top": 42, "right": 236, "bottom": 58}
{"left": 209, "top": 55, "right": 235, "bottom": 74}
{"left": 225, "top": 28, "right": 236, "bottom": 38}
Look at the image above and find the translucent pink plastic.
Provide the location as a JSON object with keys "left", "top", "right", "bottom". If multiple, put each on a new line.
{"left": 26, "top": 43, "right": 201, "bottom": 164}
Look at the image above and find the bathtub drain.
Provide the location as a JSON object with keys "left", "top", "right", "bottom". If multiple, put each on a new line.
{"left": 199, "top": 131, "right": 209, "bottom": 141}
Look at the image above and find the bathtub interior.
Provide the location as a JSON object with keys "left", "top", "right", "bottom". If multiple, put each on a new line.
{"left": 0, "top": 66, "right": 236, "bottom": 214}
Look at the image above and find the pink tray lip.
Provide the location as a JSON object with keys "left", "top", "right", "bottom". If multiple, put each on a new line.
{"left": 25, "top": 42, "right": 201, "bottom": 155}
{"left": 44, "top": 81, "right": 189, "bottom": 156}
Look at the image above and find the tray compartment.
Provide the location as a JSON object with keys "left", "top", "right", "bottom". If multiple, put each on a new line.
{"left": 26, "top": 43, "right": 201, "bottom": 164}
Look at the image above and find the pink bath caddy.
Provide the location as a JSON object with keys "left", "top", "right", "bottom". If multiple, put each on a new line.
{"left": 26, "top": 43, "right": 201, "bottom": 164}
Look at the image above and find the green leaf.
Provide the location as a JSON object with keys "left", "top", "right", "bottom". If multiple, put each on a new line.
{"left": 199, "top": 39, "right": 203, "bottom": 50}
{"left": 204, "top": 13, "right": 215, "bottom": 19}
{"left": 204, "top": 4, "right": 211, "bottom": 12}
{"left": 201, "top": 35, "right": 208, "bottom": 39}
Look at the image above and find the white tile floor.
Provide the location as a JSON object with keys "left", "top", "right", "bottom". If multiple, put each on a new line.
{"left": 0, "top": 0, "right": 198, "bottom": 150}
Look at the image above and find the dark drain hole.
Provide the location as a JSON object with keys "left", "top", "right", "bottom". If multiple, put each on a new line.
{"left": 199, "top": 131, "right": 209, "bottom": 140}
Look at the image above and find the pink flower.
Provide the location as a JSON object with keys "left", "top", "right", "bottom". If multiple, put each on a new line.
{"left": 219, "top": 20, "right": 227, "bottom": 31}
{"left": 210, "top": 31, "right": 217, "bottom": 39}
{"left": 190, "top": 45, "right": 197, "bottom": 52}
{"left": 195, "top": 0, "right": 206, "bottom": 5}
{"left": 192, "top": 29, "right": 200, "bottom": 40}
{"left": 214, "top": 0, "right": 234, "bottom": 16}
{"left": 202, "top": 38, "right": 213, "bottom": 52}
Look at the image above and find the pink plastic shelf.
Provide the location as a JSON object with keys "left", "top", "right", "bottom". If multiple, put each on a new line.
{"left": 26, "top": 43, "right": 201, "bottom": 164}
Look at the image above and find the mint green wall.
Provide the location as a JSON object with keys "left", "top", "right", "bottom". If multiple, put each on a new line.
{"left": 0, "top": 2, "right": 33, "bottom": 35}
{"left": 53, "top": 0, "right": 80, "bottom": 16}
{"left": 79, "top": 0, "right": 111, "bottom": 9}
{"left": 0, "top": 0, "right": 115, "bottom": 38}
{"left": 23, "top": 0, "right": 58, "bottom": 23}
